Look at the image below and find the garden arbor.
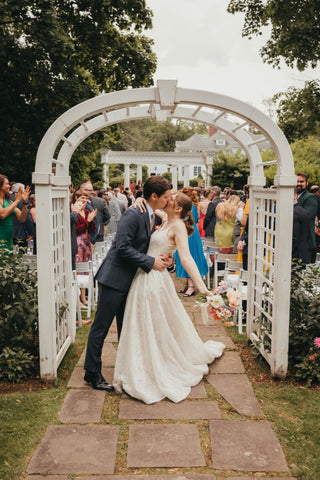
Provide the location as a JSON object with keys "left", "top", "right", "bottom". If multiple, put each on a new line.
{"left": 33, "top": 80, "right": 296, "bottom": 380}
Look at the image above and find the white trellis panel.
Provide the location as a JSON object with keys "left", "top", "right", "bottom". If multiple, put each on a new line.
{"left": 247, "top": 187, "right": 293, "bottom": 377}
{"left": 36, "top": 185, "right": 74, "bottom": 377}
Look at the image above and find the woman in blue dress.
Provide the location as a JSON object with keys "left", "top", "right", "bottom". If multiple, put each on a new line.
{"left": 174, "top": 187, "right": 208, "bottom": 296}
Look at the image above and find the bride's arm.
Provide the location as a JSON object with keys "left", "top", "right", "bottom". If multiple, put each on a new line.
{"left": 172, "top": 221, "right": 211, "bottom": 295}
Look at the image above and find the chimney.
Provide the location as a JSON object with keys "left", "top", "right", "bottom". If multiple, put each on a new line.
{"left": 209, "top": 126, "right": 218, "bottom": 137}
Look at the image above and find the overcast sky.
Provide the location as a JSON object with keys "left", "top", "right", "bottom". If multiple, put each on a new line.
{"left": 146, "top": 0, "right": 320, "bottom": 117}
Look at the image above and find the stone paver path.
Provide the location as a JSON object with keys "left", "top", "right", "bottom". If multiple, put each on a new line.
{"left": 25, "top": 276, "right": 296, "bottom": 480}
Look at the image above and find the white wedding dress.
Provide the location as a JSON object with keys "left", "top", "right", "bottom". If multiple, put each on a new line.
{"left": 113, "top": 227, "right": 225, "bottom": 404}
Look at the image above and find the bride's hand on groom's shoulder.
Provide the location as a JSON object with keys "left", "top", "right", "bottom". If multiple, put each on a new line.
{"left": 131, "top": 197, "right": 146, "bottom": 212}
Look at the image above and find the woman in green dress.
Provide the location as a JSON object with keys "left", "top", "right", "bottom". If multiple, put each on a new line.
{"left": 0, "top": 174, "right": 30, "bottom": 250}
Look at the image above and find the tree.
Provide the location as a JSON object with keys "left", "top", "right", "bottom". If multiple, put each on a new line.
{"left": 210, "top": 150, "right": 250, "bottom": 190}
{"left": 262, "top": 138, "right": 320, "bottom": 186}
{"left": 227, "top": 0, "right": 320, "bottom": 70}
{"left": 112, "top": 119, "right": 208, "bottom": 152}
{"left": 291, "top": 136, "right": 320, "bottom": 185}
{"left": 271, "top": 80, "right": 320, "bottom": 143}
{"left": 0, "top": 1, "right": 156, "bottom": 184}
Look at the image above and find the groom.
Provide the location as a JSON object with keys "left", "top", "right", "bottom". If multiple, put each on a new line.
{"left": 84, "top": 175, "right": 172, "bottom": 390}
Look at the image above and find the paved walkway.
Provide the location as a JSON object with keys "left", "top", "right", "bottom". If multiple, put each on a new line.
{"left": 25, "top": 277, "right": 296, "bottom": 480}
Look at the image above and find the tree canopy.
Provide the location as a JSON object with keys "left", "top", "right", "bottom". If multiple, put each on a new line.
{"left": 210, "top": 149, "right": 250, "bottom": 190}
{"left": 0, "top": 0, "right": 156, "bottom": 184}
{"left": 227, "top": 0, "right": 320, "bottom": 71}
{"left": 272, "top": 80, "right": 320, "bottom": 143}
{"left": 111, "top": 119, "right": 208, "bottom": 152}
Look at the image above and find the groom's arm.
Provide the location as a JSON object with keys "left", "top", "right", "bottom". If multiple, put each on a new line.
{"left": 115, "top": 208, "right": 154, "bottom": 272}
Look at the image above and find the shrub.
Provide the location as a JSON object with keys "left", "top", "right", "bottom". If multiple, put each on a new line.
{"left": 288, "top": 262, "right": 320, "bottom": 385}
{"left": 0, "top": 247, "right": 39, "bottom": 382}
{"left": 0, "top": 347, "right": 37, "bottom": 383}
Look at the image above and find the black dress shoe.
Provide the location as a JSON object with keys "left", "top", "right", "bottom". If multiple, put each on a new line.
{"left": 84, "top": 371, "right": 114, "bottom": 391}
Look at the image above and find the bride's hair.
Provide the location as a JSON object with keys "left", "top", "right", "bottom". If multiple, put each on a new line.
{"left": 175, "top": 193, "right": 194, "bottom": 236}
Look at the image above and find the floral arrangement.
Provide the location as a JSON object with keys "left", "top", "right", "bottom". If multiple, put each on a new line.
{"left": 194, "top": 281, "right": 241, "bottom": 326}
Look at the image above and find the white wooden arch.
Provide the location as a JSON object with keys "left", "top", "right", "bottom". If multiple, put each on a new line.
{"left": 33, "top": 80, "right": 296, "bottom": 379}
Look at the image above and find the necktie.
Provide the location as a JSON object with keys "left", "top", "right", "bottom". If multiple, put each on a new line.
{"left": 150, "top": 213, "right": 155, "bottom": 230}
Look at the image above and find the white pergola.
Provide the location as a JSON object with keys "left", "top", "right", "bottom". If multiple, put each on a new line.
{"left": 33, "top": 80, "right": 296, "bottom": 379}
{"left": 100, "top": 150, "right": 212, "bottom": 189}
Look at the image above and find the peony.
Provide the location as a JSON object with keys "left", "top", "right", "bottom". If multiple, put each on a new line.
{"left": 314, "top": 337, "right": 320, "bottom": 349}
{"left": 209, "top": 294, "right": 224, "bottom": 309}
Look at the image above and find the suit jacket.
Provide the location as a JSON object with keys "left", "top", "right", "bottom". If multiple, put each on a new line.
{"left": 91, "top": 195, "right": 110, "bottom": 242}
{"left": 95, "top": 207, "right": 154, "bottom": 293}
{"left": 292, "top": 203, "right": 310, "bottom": 263}
{"left": 297, "top": 190, "right": 317, "bottom": 249}
{"left": 203, "top": 197, "right": 221, "bottom": 238}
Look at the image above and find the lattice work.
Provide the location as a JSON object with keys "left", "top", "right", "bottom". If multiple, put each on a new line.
{"left": 52, "top": 191, "right": 70, "bottom": 358}
{"left": 250, "top": 189, "right": 277, "bottom": 364}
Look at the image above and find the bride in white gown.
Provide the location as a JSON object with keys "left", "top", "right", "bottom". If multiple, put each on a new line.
{"left": 113, "top": 192, "right": 225, "bottom": 404}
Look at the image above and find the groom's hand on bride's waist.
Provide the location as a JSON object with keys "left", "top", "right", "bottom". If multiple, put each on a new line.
{"left": 153, "top": 253, "right": 171, "bottom": 271}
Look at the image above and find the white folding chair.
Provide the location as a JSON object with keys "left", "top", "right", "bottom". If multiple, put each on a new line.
{"left": 233, "top": 268, "right": 248, "bottom": 334}
{"left": 22, "top": 254, "right": 37, "bottom": 270}
{"left": 75, "top": 261, "right": 95, "bottom": 318}
{"left": 214, "top": 253, "right": 239, "bottom": 289}
{"left": 223, "top": 258, "right": 243, "bottom": 285}
{"left": 72, "top": 270, "right": 82, "bottom": 327}
{"left": 202, "top": 240, "right": 219, "bottom": 288}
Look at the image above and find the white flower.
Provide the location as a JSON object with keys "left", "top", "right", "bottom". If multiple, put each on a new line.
{"left": 209, "top": 294, "right": 224, "bottom": 309}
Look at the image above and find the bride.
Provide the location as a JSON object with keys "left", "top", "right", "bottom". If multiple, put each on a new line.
{"left": 113, "top": 192, "right": 225, "bottom": 404}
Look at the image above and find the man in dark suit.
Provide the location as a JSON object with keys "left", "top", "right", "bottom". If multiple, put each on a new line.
{"left": 292, "top": 188, "right": 310, "bottom": 264}
{"left": 296, "top": 172, "right": 318, "bottom": 263}
{"left": 203, "top": 186, "right": 221, "bottom": 240}
{"left": 80, "top": 179, "right": 110, "bottom": 243}
{"left": 84, "top": 176, "right": 172, "bottom": 390}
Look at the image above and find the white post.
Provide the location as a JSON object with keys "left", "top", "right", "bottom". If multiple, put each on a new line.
{"left": 172, "top": 165, "right": 178, "bottom": 190}
{"left": 137, "top": 164, "right": 142, "bottom": 183}
{"left": 101, "top": 150, "right": 110, "bottom": 188}
{"left": 271, "top": 185, "right": 294, "bottom": 377}
{"left": 35, "top": 184, "right": 57, "bottom": 379}
{"left": 184, "top": 165, "right": 190, "bottom": 187}
{"left": 124, "top": 164, "right": 130, "bottom": 188}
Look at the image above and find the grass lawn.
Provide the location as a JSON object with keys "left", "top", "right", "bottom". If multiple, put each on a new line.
{"left": 0, "top": 321, "right": 92, "bottom": 480}
{"left": 1, "top": 320, "right": 319, "bottom": 480}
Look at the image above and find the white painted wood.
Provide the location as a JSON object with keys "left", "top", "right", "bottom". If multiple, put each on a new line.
{"left": 33, "top": 79, "right": 296, "bottom": 379}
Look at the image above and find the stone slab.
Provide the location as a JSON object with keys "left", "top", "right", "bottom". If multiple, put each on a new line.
{"left": 188, "top": 381, "right": 207, "bottom": 398}
{"left": 208, "top": 351, "right": 245, "bottom": 374}
{"left": 27, "top": 425, "right": 119, "bottom": 475}
{"left": 119, "top": 399, "right": 221, "bottom": 419}
{"left": 106, "top": 330, "right": 118, "bottom": 343}
{"left": 197, "top": 324, "right": 226, "bottom": 337}
{"left": 207, "top": 374, "right": 263, "bottom": 417}
{"left": 121, "top": 382, "right": 207, "bottom": 401}
{"left": 78, "top": 342, "right": 117, "bottom": 367}
{"left": 226, "top": 477, "right": 297, "bottom": 480}
{"left": 210, "top": 420, "right": 289, "bottom": 472}
{"left": 127, "top": 424, "right": 205, "bottom": 467}
{"left": 59, "top": 389, "right": 105, "bottom": 423}
{"left": 67, "top": 366, "right": 114, "bottom": 389}
{"left": 205, "top": 335, "right": 235, "bottom": 348}
{"left": 27, "top": 476, "right": 217, "bottom": 480}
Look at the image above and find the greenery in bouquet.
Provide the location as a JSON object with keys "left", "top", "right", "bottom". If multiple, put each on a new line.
{"left": 196, "top": 281, "right": 241, "bottom": 326}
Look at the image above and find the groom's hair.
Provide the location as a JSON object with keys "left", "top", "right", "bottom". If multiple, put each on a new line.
{"left": 143, "top": 175, "right": 171, "bottom": 200}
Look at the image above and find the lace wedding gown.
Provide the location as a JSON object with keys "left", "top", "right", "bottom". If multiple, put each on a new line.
{"left": 113, "top": 227, "right": 225, "bottom": 404}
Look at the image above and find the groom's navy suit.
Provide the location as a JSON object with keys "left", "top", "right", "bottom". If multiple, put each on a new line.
{"left": 84, "top": 207, "right": 154, "bottom": 374}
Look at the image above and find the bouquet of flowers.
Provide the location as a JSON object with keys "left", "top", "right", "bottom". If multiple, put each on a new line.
{"left": 194, "top": 281, "right": 241, "bottom": 326}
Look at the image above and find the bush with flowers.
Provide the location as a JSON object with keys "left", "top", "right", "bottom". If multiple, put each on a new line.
{"left": 288, "top": 262, "right": 320, "bottom": 385}
{"left": 196, "top": 280, "right": 241, "bottom": 326}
